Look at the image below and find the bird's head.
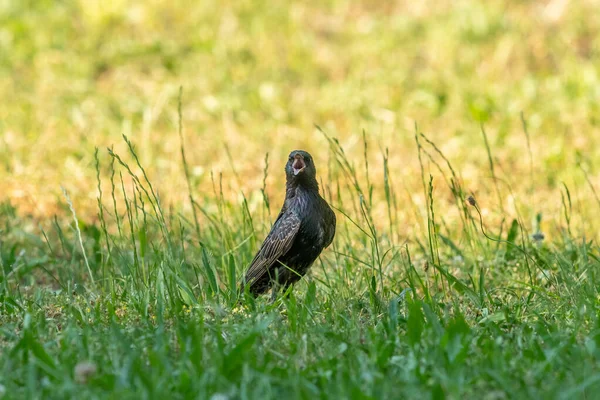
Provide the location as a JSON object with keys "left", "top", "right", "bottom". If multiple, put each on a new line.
{"left": 285, "top": 150, "right": 317, "bottom": 185}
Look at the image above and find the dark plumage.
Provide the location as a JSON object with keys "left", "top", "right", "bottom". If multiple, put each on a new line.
{"left": 241, "top": 150, "right": 336, "bottom": 298}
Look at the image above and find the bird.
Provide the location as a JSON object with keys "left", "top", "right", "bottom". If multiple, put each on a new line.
{"left": 240, "top": 150, "right": 336, "bottom": 299}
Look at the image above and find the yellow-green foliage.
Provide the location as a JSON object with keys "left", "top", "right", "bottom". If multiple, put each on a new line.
{"left": 1, "top": 0, "right": 599, "bottom": 232}
{"left": 2, "top": 3, "right": 600, "bottom": 398}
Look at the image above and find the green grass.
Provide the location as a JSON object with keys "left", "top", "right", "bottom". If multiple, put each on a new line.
{"left": 2, "top": 130, "right": 599, "bottom": 398}
{"left": 1, "top": 0, "right": 600, "bottom": 399}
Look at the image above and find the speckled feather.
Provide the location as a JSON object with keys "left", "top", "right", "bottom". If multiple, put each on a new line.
{"left": 241, "top": 150, "right": 336, "bottom": 297}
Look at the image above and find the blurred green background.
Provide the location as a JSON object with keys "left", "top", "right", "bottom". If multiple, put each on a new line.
{"left": 1, "top": 0, "right": 599, "bottom": 235}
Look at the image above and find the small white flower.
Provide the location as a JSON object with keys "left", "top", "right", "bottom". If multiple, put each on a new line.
{"left": 75, "top": 361, "right": 97, "bottom": 384}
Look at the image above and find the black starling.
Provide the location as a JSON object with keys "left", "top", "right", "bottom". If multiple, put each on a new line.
{"left": 241, "top": 150, "right": 336, "bottom": 298}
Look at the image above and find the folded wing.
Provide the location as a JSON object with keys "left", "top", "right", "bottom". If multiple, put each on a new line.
{"left": 242, "top": 210, "right": 301, "bottom": 290}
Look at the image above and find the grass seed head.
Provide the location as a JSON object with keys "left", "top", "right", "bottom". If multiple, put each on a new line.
{"left": 532, "top": 232, "right": 545, "bottom": 242}
{"left": 467, "top": 195, "right": 477, "bottom": 207}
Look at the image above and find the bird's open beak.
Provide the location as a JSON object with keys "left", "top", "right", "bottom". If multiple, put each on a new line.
{"left": 292, "top": 155, "right": 306, "bottom": 176}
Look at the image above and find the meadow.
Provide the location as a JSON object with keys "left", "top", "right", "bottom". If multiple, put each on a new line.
{"left": 1, "top": 0, "right": 600, "bottom": 398}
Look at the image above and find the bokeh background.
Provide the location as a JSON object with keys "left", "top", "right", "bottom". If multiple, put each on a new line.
{"left": 1, "top": 0, "right": 599, "bottom": 237}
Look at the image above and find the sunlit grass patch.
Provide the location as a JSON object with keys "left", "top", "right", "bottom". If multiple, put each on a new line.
{"left": 1, "top": 0, "right": 600, "bottom": 398}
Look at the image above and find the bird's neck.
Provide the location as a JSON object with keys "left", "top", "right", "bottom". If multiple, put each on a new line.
{"left": 286, "top": 179, "right": 319, "bottom": 199}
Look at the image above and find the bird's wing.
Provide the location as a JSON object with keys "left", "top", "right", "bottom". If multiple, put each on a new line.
{"left": 243, "top": 210, "right": 301, "bottom": 286}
